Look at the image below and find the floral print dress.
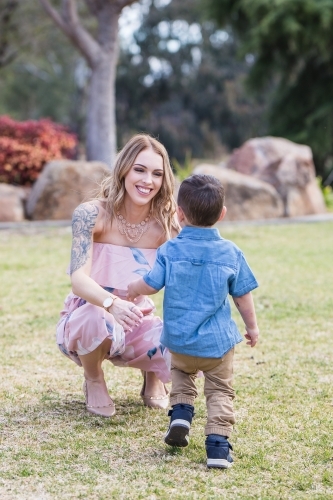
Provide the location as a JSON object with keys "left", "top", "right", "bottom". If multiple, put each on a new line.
{"left": 56, "top": 243, "right": 171, "bottom": 384}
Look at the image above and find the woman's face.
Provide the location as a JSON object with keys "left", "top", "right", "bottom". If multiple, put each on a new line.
{"left": 124, "top": 148, "right": 164, "bottom": 206}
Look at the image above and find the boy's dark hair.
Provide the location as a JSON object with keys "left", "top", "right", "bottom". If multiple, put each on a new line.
{"left": 177, "top": 174, "right": 225, "bottom": 227}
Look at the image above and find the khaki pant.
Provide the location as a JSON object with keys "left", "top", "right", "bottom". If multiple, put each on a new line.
{"left": 170, "top": 348, "right": 235, "bottom": 437}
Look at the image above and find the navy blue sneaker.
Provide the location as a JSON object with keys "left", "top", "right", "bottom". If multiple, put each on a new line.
{"left": 164, "top": 403, "right": 195, "bottom": 447}
{"left": 205, "top": 434, "right": 233, "bottom": 469}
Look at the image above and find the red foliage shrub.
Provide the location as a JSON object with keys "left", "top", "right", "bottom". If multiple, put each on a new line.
{"left": 0, "top": 116, "right": 77, "bottom": 186}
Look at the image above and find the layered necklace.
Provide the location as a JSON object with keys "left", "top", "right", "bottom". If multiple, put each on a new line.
{"left": 116, "top": 211, "right": 151, "bottom": 243}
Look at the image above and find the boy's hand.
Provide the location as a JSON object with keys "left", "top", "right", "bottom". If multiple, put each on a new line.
{"left": 127, "top": 279, "right": 141, "bottom": 302}
{"left": 232, "top": 293, "right": 259, "bottom": 348}
{"left": 244, "top": 326, "right": 259, "bottom": 347}
{"left": 140, "top": 306, "right": 154, "bottom": 316}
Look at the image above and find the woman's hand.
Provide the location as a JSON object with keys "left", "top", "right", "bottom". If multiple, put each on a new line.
{"left": 109, "top": 298, "right": 143, "bottom": 332}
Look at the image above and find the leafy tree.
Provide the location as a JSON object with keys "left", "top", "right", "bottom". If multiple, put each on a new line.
{"left": 0, "top": 2, "right": 85, "bottom": 138}
{"left": 0, "top": 0, "right": 267, "bottom": 165}
{"left": 202, "top": 0, "right": 333, "bottom": 178}
{"left": 0, "top": 0, "right": 19, "bottom": 68}
{"left": 0, "top": 40, "right": 78, "bottom": 126}
{"left": 39, "top": 0, "right": 139, "bottom": 168}
{"left": 116, "top": 0, "right": 266, "bottom": 161}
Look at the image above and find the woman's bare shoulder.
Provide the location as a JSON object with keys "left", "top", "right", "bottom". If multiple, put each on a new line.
{"left": 71, "top": 200, "right": 107, "bottom": 235}
{"left": 72, "top": 199, "right": 103, "bottom": 212}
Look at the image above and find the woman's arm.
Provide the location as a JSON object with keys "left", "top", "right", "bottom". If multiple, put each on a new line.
{"left": 70, "top": 202, "right": 109, "bottom": 305}
{"left": 69, "top": 202, "right": 143, "bottom": 330}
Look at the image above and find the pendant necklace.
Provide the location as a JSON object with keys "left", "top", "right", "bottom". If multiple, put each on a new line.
{"left": 116, "top": 212, "right": 151, "bottom": 243}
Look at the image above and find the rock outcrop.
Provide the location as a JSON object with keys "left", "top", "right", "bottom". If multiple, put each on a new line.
{"left": 193, "top": 164, "right": 284, "bottom": 221}
{"left": 226, "top": 136, "right": 326, "bottom": 216}
{"left": 26, "top": 160, "right": 109, "bottom": 220}
{"left": 0, "top": 184, "right": 28, "bottom": 222}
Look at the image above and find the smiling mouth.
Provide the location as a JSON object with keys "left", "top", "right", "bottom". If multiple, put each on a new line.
{"left": 136, "top": 186, "right": 152, "bottom": 195}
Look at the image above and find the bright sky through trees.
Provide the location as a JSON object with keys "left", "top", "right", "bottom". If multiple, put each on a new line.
{"left": 119, "top": 0, "right": 173, "bottom": 48}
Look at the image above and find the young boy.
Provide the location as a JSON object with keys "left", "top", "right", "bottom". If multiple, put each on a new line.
{"left": 127, "top": 174, "right": 259, "bottom": 469}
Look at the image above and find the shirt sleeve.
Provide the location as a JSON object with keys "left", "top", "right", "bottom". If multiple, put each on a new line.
{"left": 143, "top": 247, "right": 166, "bottom": 291}
{"left": 229, "top": 252, "right": 259, "bottom": 297}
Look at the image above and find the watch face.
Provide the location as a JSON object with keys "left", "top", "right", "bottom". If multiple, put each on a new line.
{"left": 103, "top": 297, "right": 113, "bottom": 308}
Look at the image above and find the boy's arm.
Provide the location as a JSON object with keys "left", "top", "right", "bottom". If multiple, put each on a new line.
{"left": 127, "top": 277, "right": 159, "bottom": 302}
{"left": 127, "top": 245, "right": 166, "bottom": 301}
{"left": 232, "top": 292, "right": 259, "bottom": 347}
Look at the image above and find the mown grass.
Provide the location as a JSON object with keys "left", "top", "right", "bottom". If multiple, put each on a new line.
{"left": 0, "top": 222, "right": 332, "bottom": 499}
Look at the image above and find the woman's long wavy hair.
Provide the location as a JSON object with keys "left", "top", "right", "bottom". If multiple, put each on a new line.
{"left": 97, "top": 134, "right": 180, "bottom": 240}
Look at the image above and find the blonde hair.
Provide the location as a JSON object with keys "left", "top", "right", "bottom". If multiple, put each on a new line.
{"left": 97, "top": 134, "right": 180, "bottom": 240}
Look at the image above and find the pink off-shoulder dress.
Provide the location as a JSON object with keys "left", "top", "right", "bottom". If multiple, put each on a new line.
{"left": 56, "top": 243, "right": 171, "bottom": 384}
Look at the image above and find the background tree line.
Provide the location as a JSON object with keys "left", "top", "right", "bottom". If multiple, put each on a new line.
{"left": 0, "top": 0, "right": 332, "bottom": 183}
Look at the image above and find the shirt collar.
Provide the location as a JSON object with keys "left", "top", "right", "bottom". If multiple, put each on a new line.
{"left": 178, "top": 225, "right": 222, "bottom": 240}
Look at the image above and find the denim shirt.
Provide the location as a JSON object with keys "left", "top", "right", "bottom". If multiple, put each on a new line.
{"left": 143, "top": 226, "right": 259, "bottom": 358}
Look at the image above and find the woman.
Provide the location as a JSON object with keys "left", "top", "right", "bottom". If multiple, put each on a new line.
{"left": 56, "top": 134, "right": 179, "bottom": 417}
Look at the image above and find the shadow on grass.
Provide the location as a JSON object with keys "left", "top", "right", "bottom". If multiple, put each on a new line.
{"left": 165, "top": 446, "right": 184, "bottom": 456}
{"left": 2, "top": 391, "right": 155, "bottom": 430}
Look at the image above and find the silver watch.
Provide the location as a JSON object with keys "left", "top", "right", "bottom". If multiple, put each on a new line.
{"left": 103, "top": 296, "right": 116, "bottom": 312}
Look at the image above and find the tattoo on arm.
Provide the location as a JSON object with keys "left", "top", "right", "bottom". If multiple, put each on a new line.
{"left": 70, "top": 203, "right": 99, "bottom": 275}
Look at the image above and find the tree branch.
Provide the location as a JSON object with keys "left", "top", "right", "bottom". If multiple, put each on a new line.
{"left": 62, "top": 0, "right": 79, "bottom": 25}
{"left": 39, "top": 0, "right": 69, "bottom": 33}
{"left": 39, "top": 0, "right": 101, "bottom": 66}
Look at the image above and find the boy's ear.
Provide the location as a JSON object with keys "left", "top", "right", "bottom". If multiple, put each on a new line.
{"left": 177, "top": 205, "right": 186, "bottom": 223}
{"left": 218, "top": 206, "right": 227, "bottom": 222}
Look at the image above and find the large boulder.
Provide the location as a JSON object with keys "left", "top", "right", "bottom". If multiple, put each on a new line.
{"left": 226, "top": 136, "right": 326, "bottom": 216}
{"left": 0, "top": 183, "right": 28, "bottom": 222}
{"left": 26, "top": 160, "right": 109, "bottom": 220}
{"left": 193, "top": 164, "right": 284, "bottom": 221}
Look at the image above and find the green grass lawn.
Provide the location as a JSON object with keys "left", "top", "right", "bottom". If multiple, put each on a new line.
{"left": 0, "top": 222, "right": 332, "bottom": 499}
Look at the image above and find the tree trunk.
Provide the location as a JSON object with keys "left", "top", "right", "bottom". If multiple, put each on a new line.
{"left": 86, "top": 14, "right": 118, "bottom": 166}
{"left": 39, "top": 0, "right": 138, "bottom": 169}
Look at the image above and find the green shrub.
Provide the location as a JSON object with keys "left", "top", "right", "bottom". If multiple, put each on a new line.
{"left": 172, "top": 151, "right": 193, "bottom": 181}
{"left": 317, "top": 176, "right": 333, "bottom": 211}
